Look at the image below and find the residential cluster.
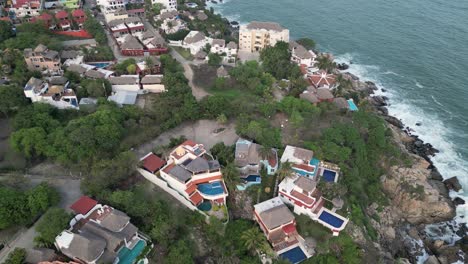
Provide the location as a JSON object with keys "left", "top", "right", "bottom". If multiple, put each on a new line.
{"left": 138, "top": 140, "right": 349, "bottom": 263}
{"left": 54, "top": 196, "right": 151, "bottom": 264}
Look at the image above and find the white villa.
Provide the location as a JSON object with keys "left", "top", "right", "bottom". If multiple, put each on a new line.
{"left": 183, "top": 31, "right": 211, "bottom": 55}
{"left": 289, "top": 41, "right": 317, "bottom": 68}
{"left": 24, "top": 77, "right": 79, "bottom": 110}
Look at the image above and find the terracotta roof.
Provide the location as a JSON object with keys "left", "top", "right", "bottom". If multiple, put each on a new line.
{"left": 290, "top": 190, "right": 314, "bottom": 205}
{"left": 293, "top": 163, "right": 315, "bottom": 173}
{"left": 37, "top": 13, "right": 53, "bottom": 21}
{"left": 142, "top": 153, "right": 165, "bottom": 173}
{"left": 70, "top": 196, "right": 98, "bottom": 215}
{"left": 189, "top": 191, "right": 203, "bottom": 206}
{"left": 72, "top": 9, "right": 85, "bottom": 17}
{"left": 309, "top": 70, "right": 336, "bottom": 88}
{"left": 182, "top": 140, "right": 197, "bottom": 147}
{"left": 55, "top": 10, "right": 69, "bottom": 19}
{"left": 282, "top": 223, "right": 297, "bottom": 234}
{"left": 185, "top": 184, "right": 197, "bottom": 195}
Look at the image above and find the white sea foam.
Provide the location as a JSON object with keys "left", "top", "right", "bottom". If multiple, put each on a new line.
{"left": 415, "top": 81, "right": 424, "bottom": 88}
{"left": 335, "top": 53, "right": 468, "bottom": 228}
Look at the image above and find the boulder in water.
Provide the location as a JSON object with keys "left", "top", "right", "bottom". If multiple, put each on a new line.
{"left": 453, "top": 197, "right": 465, "bottom": 205}
{"left": 443, "top": 177, "right": 462, "bottom": 192}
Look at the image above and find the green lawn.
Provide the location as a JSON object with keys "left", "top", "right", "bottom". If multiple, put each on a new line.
{"left": 172, "top": 46, "right": 194, "bottom": 61}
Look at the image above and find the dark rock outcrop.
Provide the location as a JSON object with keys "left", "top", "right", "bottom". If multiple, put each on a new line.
{"left": 453, "top": 197, "right": 465, "bottom": 205}
{"left": 443, "top": 177, "right": 462, "bottom": 192}
{"left": 384, "top": 116, "right": 404, "bottom": 129}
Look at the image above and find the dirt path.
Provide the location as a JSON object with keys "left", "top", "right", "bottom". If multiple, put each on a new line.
{"left": 169, "top": 49, "right": 211, "bottom": 101}
{"left": 135, "top": 119, "right": 238, "bottom": 158}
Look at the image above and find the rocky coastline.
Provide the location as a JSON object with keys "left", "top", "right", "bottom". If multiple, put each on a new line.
{"left": 340, "top": 69, "right": 466, "bottom": 263}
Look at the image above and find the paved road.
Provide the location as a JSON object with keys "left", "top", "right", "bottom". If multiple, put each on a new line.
{"left": 0, "top": 176, "right": 82, "bottom": 262}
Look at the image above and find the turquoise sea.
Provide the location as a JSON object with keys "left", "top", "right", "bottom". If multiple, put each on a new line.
{"left": 209, "top": 0, "right": 468, "bottom": 228}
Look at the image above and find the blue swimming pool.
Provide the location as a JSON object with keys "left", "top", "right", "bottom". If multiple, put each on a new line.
{"left": 197, "top": 201, "right": 212, "bottom": 211}
{"left": 198, "top": 181, "right": 224, "bottom": 196}
{"left": 245, "top": 175, "right": 261, "bottom": 182}
{"left": 279, "top": 246, "right": 307, "bottom": 264}
{"left": 88, "top": 62, "right": 112, "bottom": 69}
{"left": 319, "top": 211, "right": 344, "bottom": 228}
{"left": 117, "top": 239, "right": 146, "bottom": 264}
{"left": 347, "top": 99, "right": 359, "bottom": 111}
{"left": 322, "top": 169, "right": 337, "bottom": 182}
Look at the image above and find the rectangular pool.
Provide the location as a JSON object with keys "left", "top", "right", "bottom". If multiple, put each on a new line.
{"left": 117, "top": 239, "right": 146, "bottom": 264}
{"left": 279, "top": 246, "right": 307, "bottom": 264}
{"left": 197, "top": 181, "right": 225, "bottom": 196}
{"left": 322, "top": 169, "right": 337, "bottom": 182}
{"left": 319, "top": 211, "right": 344, "bottom": 228}
{"left": 347, "top": 99, "right": 359, "bottom": 111}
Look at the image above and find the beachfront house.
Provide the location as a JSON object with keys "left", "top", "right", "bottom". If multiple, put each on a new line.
{"left": 289, "top": 41, "right": 317, "bottom": 67}
{"left": 239, "top": 21, "right": 290, "bottom": 52}
{"left": 7, "top": 0, "right": 41, "bottom": 18}
{"left": 281, "top": 145, "right": 319, "bottom": 178}
{"left": 55, "top": 196, "right": 149, "bottom": 264}
{"left": 158, "top": 140, "right": 228, "bottom": 207}
{"left": 234, "top": 138, "right": 278, "bottom": 190}
{"left": 253, "top": 197, "right": 312, "bottom": 263}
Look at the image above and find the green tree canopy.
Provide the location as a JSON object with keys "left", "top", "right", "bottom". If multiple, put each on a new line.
{"left": 35, "top": 208, "right": 71, "bottom": 247}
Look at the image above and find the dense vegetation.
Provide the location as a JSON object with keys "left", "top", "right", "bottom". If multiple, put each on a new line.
{"left": 0, "top": 183, "right": 60, "bottom": 230}
{"left": 34, "top": 208, "right": 71, "bottom": 247}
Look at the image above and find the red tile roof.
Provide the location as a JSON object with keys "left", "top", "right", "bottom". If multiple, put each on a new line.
{"left": 268, "top": 153, "right": 277, "bottom": 167}
{"left": 282, "top": 222, "right": 297, "bottom": 234}
{"left": 55, "top": 10, "right": 69, "bottom": 19}
{"left": 70, "top": 196, "right": 98, "bottom": 215}
{"left": 162, "top": 163, "right": 176, "bottom": 173}
{"left": 182, "top": 140, "right": 197, "bottom": 147}
{"left": 191, "top": 174, "right": 222, "bottom": 185}
{"left": 291, "top": 190, "right": 315, "bottom": 206}
{"left": 185, "top": 183, "right": 197, "bottom": 195}
{"left": 72, "top": 9, "right": 85, "bottom": 17}
{"left": 0, "top": 17, "right": 11, "bottom": 22}
{"left": 189, "top": 191, "right": 203, "bottom": 206}
{"left": 293, "top": 163, "right": 315, "bottom": 173}
{"left": 36, "top": 13, "right": 53, "bottom": 21}
{"left": 12, "top": 0, "right": 40, "bottom": 8}
{"left": 127, "top": 8, "right": 145, "bottom": 14}
{"left": 309, "top": 70, "right": 336, "bottom": 88}
{"left": 142, "top": 153, "right": 165, "bottom": 173}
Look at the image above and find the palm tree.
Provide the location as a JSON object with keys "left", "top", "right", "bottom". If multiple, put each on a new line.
{"left": 222, "top": 163, "right": 240, "bottom": 192}
{"left": 241, "top": 227, "right": 265, "bottom": 255}
{"left": 316, "top": 55, "right": 336, "bottom": 73}
{"left": 335, "top": 74, "right": 353, "bottom": 97}
{"left": 273, "top": 161, "right": 293, "bottom": 197}
{"left": 258, "top": 145, "right": 272, "bottom": 161}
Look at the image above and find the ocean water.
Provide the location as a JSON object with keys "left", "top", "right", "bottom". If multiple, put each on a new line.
{"left": 209, "top": 0, "right": 468, "bottom": 227}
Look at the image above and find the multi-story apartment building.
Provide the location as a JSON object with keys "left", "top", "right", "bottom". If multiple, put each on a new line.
{"left": 239, "top": 21, "right": 289, "bottom": 52}
{"left": 24, "top": 44, "right": 62, "bottom": 74}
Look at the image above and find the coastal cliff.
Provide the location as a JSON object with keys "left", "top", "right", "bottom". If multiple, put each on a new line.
{"left": 341, "top": 74, "right": 465, "bottom": 263}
